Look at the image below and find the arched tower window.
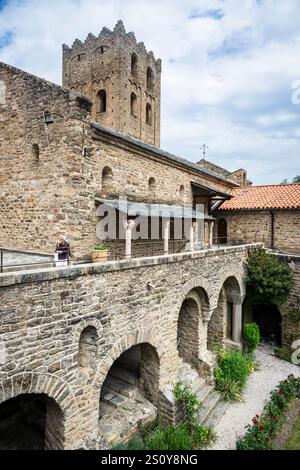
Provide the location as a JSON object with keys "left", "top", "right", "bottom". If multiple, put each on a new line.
{"left": 148, "top": 177, "right": 156, "bottom": 192}
{"left": 130, "top": 92, "right": 137, "bottom": 116}
{"left": 102, "top": 166, "right": 113, "bottom": 191}
{"left": 147, "top": 67, "right": 154, "bottom": 92}
{"left": 146, "top": 103, "right": 152, "bottom": 125}
{"left": 179, "top": 185, "right": 185, "bottom": 203}
{"left": 98, "top": 89, "right": 106, "bottom": 113}
{"left": 32, "top": 144, "right": 40, "bottom": 163}
{"left": 131, "top": 53, "right": 138, "bottom": 77}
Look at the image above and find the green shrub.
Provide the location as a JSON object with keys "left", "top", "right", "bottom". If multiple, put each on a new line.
{"left": 145, "top": 424, "right": 193, "bottom": 450}
{"left": 288, "top": 310, "right": 300, "bottom": 322}
{"left": 112, "top": 436, "right": 145, "bottom": 450}
{"left": 215, "top": 376, "right": 243, "bottom": 402}
{"left": 192, "top": 424, "right": 217, "bottom": 449}
{"left": 243, "top": 323, "right": 260, "bottom": 353}
{"left": 246, "top": 247, "right": 292, "bottom": 305}
{"left": 237, "top": 375, "right": 300, "bottom": 450}
{"left": 214, "top": 350, "right": 249, "bottom": 387}
{"left": 173, "top": 382, "right": 201, "bottom": 427}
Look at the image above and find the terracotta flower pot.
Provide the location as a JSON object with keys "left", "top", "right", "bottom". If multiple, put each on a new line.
{"left": 91, "top": 249, "right": 109, "bottom": 263}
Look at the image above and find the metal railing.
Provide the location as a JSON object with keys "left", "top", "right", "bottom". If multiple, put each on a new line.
{"left": 0, "top": 248, "right": 55, "bottom": 273}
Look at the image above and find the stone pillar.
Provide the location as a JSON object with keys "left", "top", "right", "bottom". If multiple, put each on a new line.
{"left": 193, "top": 222, "right": 198, "bottom": 246}
{"left": 208, "top": 221, "right": 214, "bottom": 248}
{"left": 189, "top": 223, "right": 194, "bottom": 251}
{"left": 163, "top": 220, "right": 170, "bottom": 255}
{"left": 232, "top": 303, "right": 242, "bottom": 343}
{"left": 124, "top": 220, "right": 135, "bottom": 259}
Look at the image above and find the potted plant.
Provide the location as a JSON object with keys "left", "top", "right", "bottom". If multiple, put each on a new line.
{"left": 91, "top": 245, "right": 109, "bottom": 263}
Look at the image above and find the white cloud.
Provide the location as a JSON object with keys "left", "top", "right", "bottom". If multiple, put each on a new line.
{"left": 0, "top": 0, "right": 300, "bottom": 183}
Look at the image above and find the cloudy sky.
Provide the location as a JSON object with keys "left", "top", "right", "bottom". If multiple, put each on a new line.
{"left": 0, "top": 0, "right": 300, "bottom": 184}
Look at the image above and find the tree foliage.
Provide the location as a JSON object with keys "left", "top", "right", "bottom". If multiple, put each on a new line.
{"left": 246, "top": 248, "right": 292, "bottom": 305}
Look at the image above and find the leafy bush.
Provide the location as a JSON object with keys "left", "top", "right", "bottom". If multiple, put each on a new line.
{"left": 288, "top": 310, "right": 300, "bottom": 322}
{"left": 237, "top": 375, "right": 300, "bottom": 450}
{"left": 192, "top": 424, "right": 217, "bottom": 449}
{"left": 243, "top": 323, "right": 260, "bottom": 353}
{"left": 173, "top": 382, "right": 201, "bottom": 427}
{"left": 145, "top": 424, "right": 193, "bottom": 450}
{"left": 113, "top": 436, "right": 145, "bottom": 450}
{"left": 214, "top": 350, "right": 249, "bottom": 387}
{"left": 246, "top": 247, "right": 292, "bottom": 305}
{"left": 215, "top": 376, "right": 243, "bottom": 402}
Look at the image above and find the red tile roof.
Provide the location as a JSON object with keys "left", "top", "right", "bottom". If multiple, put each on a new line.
{"left": 220, "top": 184, "right": 300, "bottom": 211}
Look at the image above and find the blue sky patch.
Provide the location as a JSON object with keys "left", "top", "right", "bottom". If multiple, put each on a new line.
{"left": 189, "top": 9, "right": 224, "bottom": 21}
{"left": 0, "top": 31, "right": 14, "bottom": 48}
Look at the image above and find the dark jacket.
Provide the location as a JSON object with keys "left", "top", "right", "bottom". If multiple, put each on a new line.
{"left": 55, "top": 241, "right": 71, "bottom": 261}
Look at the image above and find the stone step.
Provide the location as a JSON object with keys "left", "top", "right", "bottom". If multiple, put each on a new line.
{"left": 197, "top": 390, "right": 220, "bottom": 425}
{"left": 101, "top": 390, "right": 127, "bottom": 409}
{"left": 194, "top": 383, "right": 213, "bottom": 402}
{"left": 203, "top": 400, "right": 229, "bottom": 430}
{"left": 108, "top": 365, "right": 138, "bottom": 386}
{"left": 103, "top": 375, "right": 137, "bottom": 398}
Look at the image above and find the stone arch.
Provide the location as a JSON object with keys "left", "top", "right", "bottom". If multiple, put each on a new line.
{"left": 148, "top": 176, "right": 156, "bottom": 192}
{"left": 97, "top": 89, "right": 106, "bottom": 113}
{"left": 147, "top": 66, "right": 154, "bottom": 92}
{"left": 0, "top": 373, "right": 78, "bottom": 412}
{"left": 146, "top": 103, "right": 152, "bottom": 125}
{"left": 130, "top": 91, "right": 137, "bottom": 116}
{"left": 178, "top": 277, "right": 213, "bottom": 319}
{"left": 208, "top": 274, "right": 244, "bottom": 347}
{"left": 131, "top": 52, "right": 138, "bottom": 76}
{"left": 0, "top": 373, "right": 78, "bottom": 449}
{"left": 93, "top": 327, "right": 163, "bottom": 391}
{"left": 101, "top": 166, "right": 113, "bottom": 192}
{"left": 73, "top": 318, "right": 103, "bottom": 346}
{"left": 177, "top": 287, "right": 210, "bottom": 370}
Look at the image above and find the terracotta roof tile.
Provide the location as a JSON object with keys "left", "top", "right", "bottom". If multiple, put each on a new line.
{"left": 220, "top": 184, "right": 300, "bottom": 211}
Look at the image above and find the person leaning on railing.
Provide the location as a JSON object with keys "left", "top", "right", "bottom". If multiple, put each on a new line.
{"left": 54, "top": 236, "right": 71, "bottom": 267}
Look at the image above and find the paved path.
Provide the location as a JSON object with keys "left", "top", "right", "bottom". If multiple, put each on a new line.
{"left": 211, "top": 345, "right": 300, "bottom": 450}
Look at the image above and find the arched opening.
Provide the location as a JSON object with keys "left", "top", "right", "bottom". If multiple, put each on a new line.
{"left": 179, "top": 185, "right": 185, "bottom": 203}
{"left": 130, "top": 92, "right": 137, "bottom": 116}
{"left": 147, "top": 67, "right": 154, "bottom": 92}
{"left": 101, "top": 166, "right": 113, "bottom": 191}
{"left": 178, "top": 298, "right": 199, "bottom": 368}
{"left": 146, "top": 103, "right": 152, "bottom": 125}
{"left": 32, "top": 144, "right": 40, "bottom": 163}
{"left": 99, "top": 343, "right": 159, "bottom": 445}
{"left": 78, "top": 326, "right": 98, "bottom": 371}
{"left": 217, "top": 218, "right": 227, "bottom": 244}
{"left": 131, "top": 53, "right": 138, "bottom": 77}
{"left": 148, "top": 177, "right": 156, "bottom": 192}
{"left": 98, "top": 89, "right": 106, "bottom": 113}
{"left": 0, "top": 394, "right": 64, "bottom": 450}
{"left": 177, "top": 288, "right": 209, "bottom": 370}
{"left": 208, "top": 277, "right": 241, "bottom": 347}
{"left": 253, "top": 304, "right": 282, "bottom": 346}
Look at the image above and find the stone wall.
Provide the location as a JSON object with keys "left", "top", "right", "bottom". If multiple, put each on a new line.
{"left": 0, "top": 244, "right": 253, "bottom": 449}
{"left": 215, "top": 210, "right": 300, "bottom": 255}
{"left": 279, "top": 255, "right": 300, "bottom": 353}
{"left": 0, "top": 60, "right": 236, "bottom": 261}
{"left": 62, "top": 20, "right": 161, "bottom": 147}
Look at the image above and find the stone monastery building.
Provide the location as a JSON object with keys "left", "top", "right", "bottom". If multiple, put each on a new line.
{"left": 0, "top": 20, "right": 299, "bottom": 450}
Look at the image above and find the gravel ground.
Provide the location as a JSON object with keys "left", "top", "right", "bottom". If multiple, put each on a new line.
{"left": 211, "top": 345, "right": 300, "bottom": 450}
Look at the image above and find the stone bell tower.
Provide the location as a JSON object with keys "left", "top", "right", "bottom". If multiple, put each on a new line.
{"left": 62, "top": 20, "right": 161, "bottom": 147}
